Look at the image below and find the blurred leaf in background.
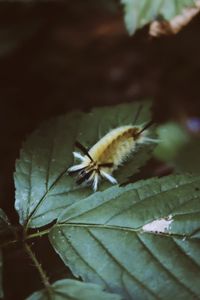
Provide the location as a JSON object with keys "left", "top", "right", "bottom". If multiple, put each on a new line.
{"left": 154, "top": 120, "right": 200, "bottom": 174}
{"left": 121, "top": 0, "right": 197, "bottom": 35}
{"left": 154, "top": 122, "right": 189, "bottom": 161}
{"left": 176, "top": 138, "right": 200, "bottom": 174}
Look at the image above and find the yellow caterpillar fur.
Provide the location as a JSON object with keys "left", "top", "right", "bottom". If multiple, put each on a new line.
{"left": 68, "top": 122, "right": 155, "bottom": 191}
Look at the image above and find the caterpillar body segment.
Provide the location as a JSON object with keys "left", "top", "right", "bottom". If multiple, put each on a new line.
{"left": 68, "top": 123, "right": 155, "bottom": 191}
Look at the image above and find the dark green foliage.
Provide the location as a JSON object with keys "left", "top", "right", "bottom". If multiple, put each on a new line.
{"left": 27, "top": 279, "right": 122, "bottom": 300}
{"left": 50, "top": 174, "right": 200, "bottom": 299}
{"left": 2, "top": 100, "right": 199, "bottom": 300}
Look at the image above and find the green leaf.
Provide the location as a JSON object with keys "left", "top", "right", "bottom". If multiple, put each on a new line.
{"left": 26, "top": 279, "right": 122, "bottom": 300}
{"left": 14, "top": 111, "right": 87, "bottom": 228}
{"left": 0, "top": 251, "right": 3, "bottom": 299}
{"left": 14, "top": 101, "right": 153, "bottom": 228}
{"left": 50, "top": 174, "right": 200, "bottom": 300}
{"left": 121, "top": 0, "right": 197, "bottom": 35}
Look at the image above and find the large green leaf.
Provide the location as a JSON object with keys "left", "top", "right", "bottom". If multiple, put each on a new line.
{"left": 121, "top": 0, "right": 197, "bottom": 35}
{"left": 26, "top": 279, "right": 122, "bottom": 300}
{"left": 50, "top": 174, "right": 200, "bottom": 300}
{"left": 14, "top": 101, "right": 153, "bottom": 228}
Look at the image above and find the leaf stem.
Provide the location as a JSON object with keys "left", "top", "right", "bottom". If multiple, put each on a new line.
{"left": 26, "top": 228, "right": 51, "bottom": 240}
{"left": 25, "top": 243, "right": 52, "bottom": 299}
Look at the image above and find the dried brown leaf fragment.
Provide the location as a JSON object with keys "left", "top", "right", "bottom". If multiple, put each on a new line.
{"left": 149, "top": 0, "right": 200, "bottom": 37}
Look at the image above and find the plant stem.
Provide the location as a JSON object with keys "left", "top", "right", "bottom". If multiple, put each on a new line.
{"left": 25, "top": 243, "right": 52, "bottom": 299}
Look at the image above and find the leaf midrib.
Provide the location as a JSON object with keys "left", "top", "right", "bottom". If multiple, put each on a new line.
{"left": 59, "top": 178, "right": 200, "bottom": 224}
{"left": 54, "top": 223, "right": 193, "bottom": 239}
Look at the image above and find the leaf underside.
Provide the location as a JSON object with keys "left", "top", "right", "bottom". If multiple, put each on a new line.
{"left": 121, "top": 0, "right": 197, "bottom": 35}
{"left": 26, "top": 279, "right": 122, "bottom": 300}
{"left": 50, "top": 174, "right": 200, "bottom": 300}
{"left": 14, "top": 101, "right": 153, "bottom": 228}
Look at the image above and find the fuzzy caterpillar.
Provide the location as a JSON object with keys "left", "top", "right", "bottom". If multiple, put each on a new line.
{"left": 68, "top": 121, "right": 156, "bottom": 191}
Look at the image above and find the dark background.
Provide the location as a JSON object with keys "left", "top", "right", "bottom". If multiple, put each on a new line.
{"left": 1, "top": 1, "right": 200, "bottom": 299}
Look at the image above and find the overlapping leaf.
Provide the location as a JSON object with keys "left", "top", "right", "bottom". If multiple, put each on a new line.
{"left": 121, "top": 0, "right": 197, "bottom": 34}
{"left": 14, "top": 101, "right": 153, "bottom": 228}
{"left": 50, "top": 174, "right": 200, "bottom": 300}
{"left": 26, "top": 279, "right": 122, "bottom": 300}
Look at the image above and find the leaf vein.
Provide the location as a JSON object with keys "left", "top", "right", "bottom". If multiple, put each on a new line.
{"left": 64, "top": 179, "right": 200, "bottom": 224}
{"left": 45, "top": 139, "right": 55, "bottom": 191}
{"left": 59, "top": 229, "right": 111, "bottom": 289}
{"left": 172, "top": 237, "right": 200, "bottom": 269}
{"left": 26, "top": 167, "right": 68, "bottom": 227}
{"left": 136, "top": 234, "right": 200, "bottom": 299}
{"left": 121, "top": 272, "right": 134, "bottom": 300}
{"left": 27, "top": 153, "right": 33, "bottom": 220}
{"left": 87, "top": 229, "right": 161, "bottom": 300}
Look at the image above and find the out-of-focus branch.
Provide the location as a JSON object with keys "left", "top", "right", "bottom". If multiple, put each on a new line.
{"left": 149, "top": 0, "right": 200, "bottom": 37}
